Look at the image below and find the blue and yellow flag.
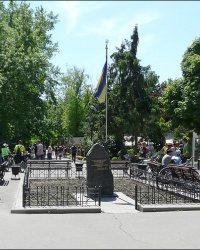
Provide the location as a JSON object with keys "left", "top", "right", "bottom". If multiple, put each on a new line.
{"left": 94, "top": 61, "right": 107, "bottom": 103}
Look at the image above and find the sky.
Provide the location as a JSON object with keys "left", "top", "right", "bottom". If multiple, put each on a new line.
{"left": 26, "top": 1, "right": 200, "bottom": 87}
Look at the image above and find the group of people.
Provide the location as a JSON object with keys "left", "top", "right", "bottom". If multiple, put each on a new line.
{"left": 30, "top": 142, "right": 78, "bottom": 161}
{"left": 0, "top": 140, "right": 80, "bottom": 164}
{"left": 161, "top": 138, "right": 192, "bottom": 167}
{"left": 139, "top": 142, "right": 155, "bottom": 159}
{"left": 137, "top": 138, "right": 192, "bottom": 167}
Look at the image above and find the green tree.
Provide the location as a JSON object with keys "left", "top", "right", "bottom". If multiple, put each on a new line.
{"left": 108, "top": 25, "right": 159, "bottom": 156}
{"left": 178, "top": 38, "right": 200, "bottom": 133}
{"left": 0, "top": 1, "right": 60, "bottom": 143}
{"left": 61, "top": 66, "right": 91, "bottom": 139}
{"left": 161, "top": 38, "right": 200, "bottom": 135}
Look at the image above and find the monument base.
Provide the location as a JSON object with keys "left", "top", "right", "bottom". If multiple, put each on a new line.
{"left": 101, "top": 192, "right": 118, "bottom": 198}
{"left": 85, "top": 192, "right": 118, "bottom": 198}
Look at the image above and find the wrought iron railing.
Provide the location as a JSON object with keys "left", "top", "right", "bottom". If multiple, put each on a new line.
{"left": 22, "top": 161, "right": 101, "bottom": 208}
{"left": 27, "top": 160, "right": 72, "bottom": 179}
{"left": 23, "top": 181, "right": 101, "bottom": 207}
{"left": 130, "top": 165, "right": 200, "bottom": 191}
{"left": 135, "top": 184, "right": 200, "bottom": 210}
{"left": 131, "top": 165, "right": 200, "bottom": 210}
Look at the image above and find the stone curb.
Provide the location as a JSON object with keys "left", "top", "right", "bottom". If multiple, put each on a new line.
{"left": 138, "top": 203, "right": 200, "bottom": 212}
{"left": 11, "top": 206, "right": 101, "bottom": 214}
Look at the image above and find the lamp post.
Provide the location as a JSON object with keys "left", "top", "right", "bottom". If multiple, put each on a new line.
{"left": 41, "top": 120, "right": 45, "bottom": 145}
{"left": 90, "top": 120, "right": 94, "bottom": 141}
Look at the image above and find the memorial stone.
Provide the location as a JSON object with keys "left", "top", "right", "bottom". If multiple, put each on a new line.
{"left": 86, "top": 143, "right": 114, "bottom": 195}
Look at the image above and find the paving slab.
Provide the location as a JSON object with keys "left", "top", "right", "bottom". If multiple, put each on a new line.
{"left": 2, "top": 161, "right": 200, "bottom": 249}
{"left": 100, "top": 192, "right": 139, "bottom": 213}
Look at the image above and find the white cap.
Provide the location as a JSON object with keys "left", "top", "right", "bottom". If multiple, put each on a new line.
{"left": 176, "top": 149, "right": 181, "bottom": 155}
{"left": 3, "top": 143, "right": 7, "bottom": 146}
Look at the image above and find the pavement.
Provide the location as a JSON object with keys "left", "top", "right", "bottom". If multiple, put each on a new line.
{"left": 1, "top": 160, "right": 200, "bottom": 249}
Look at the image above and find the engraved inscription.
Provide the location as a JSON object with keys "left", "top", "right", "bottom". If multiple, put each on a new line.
{"left": 91, "top": 159, "right": 109, "bottom": 170}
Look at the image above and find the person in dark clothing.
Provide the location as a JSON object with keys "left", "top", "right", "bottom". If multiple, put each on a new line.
{"left": 57, "top": 146, "right": 63, "bottom": 160}
{"left": 34, "top": 143, "right": 37, "bottom": 159}
{"left": 139, "top": 142, "right": 148, "bottom": 158}
{"left": 71, "top": 145, "right": 77, "bottom": 163}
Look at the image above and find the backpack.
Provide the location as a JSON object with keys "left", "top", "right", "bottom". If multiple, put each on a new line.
{"left": 16, "top": 146, "right": 21, "bottom": 156}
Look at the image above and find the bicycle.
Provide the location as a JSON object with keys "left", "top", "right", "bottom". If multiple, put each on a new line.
{"left": 159, "top": 156, "right": 198, "bottom": 181}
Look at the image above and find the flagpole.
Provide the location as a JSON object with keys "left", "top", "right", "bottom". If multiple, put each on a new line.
{"left": 105, "top": 39, "right": 108, "bottom": 142}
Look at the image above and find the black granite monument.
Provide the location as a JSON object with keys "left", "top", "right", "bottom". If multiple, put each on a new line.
{"left": 86, "top": 143, "right": 114, "bottom": 196}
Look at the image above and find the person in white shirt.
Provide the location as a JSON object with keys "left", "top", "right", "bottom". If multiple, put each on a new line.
{"left": 47, "top": 145, "right": 53, "bottom": 159}
{"left": 171, "top": 149, "right": 182, "bottom": 165}
{"left": 171, "top": 141, "right": 179, "bottom": 156}
{"left": 162, "top": 148, "right": 173, "bottom": 167}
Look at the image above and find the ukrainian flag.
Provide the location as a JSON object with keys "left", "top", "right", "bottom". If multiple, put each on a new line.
{"left": 94, "top": 61, "right": 107, "bottom": 103}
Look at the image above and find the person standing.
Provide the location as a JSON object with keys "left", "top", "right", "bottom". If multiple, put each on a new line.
{"left": 2, "top": 143, "right": 10, "bottom": 162}
{"left": 71, "top": 144, "right": 77, "bottom": 163}
{"left": 43, "top": 145, "right": 46, "bottom": 159}
{"left": 57, "top": 146, "right": 63, "bottom": 160}
{"left": 47, "top": 145, "right": 53, "bottom": 159}
{"left": 25, "top": 144, "right": 31, "bottom": 160}
{"left": 147, "top": 142, "right": 154, "bottom": 158}
{"left": 34, "top": 143, "right": 38, "bottom": 159}
{"left": 14, "top": 140, "right": 25, "bottom": 164}
{"left": 54, "top": 146, "right": 58, "bottom": 160}
{"left": 36, "top": 140, "right": 44, "bottom": 160}
{"left": 179, "top": 144, "right": 183, "bottom": 154}
{"left": 171, "top": 141, "right": 179, "bottom": 157}
{"left": 139, "top": 142, "right": 148, "bottom": 158}
{"left": 181, "top": 138, "right": 192, "bottom": 163}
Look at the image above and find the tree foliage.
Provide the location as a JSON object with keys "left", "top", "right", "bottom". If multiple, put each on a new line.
{"left": 161, "top": 38, "right": 200, "bottom": 135}
{"left": 107, "top": 25, "right": 159, "bottom": 155}
{"left": 0, "top": 0, "right": 60, "bottom": 143}
{"left": 61, "top": 66, "right": 91, "bottom": 138}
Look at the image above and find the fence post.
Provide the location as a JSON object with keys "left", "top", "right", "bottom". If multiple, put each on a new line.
{"left": 98, "top": 185, "right": 102, "bottom": 206}
{"left": 156, "top": 175, "right": 159, "bottom": 188}
{"left": 135, "top": 185, "right": 138, "bottom": 210}
{"left": 22, "top": 184, "right": 25, "bottom": 207}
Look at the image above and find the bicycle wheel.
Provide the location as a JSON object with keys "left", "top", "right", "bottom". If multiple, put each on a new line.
{"left": 192, "top": 169, "right": 200, "bottom": 181}
{"left": 159, "top": 167, "right": 173, "bottom": 181}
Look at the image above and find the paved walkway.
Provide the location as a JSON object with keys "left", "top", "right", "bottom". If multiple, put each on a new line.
{"left": 1, "top": 160, "right": 200, "bottom": 248}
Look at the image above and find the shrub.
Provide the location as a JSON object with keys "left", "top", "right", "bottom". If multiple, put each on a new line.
{"left": 112, "top": 156, "right": 118, "bottom": 160}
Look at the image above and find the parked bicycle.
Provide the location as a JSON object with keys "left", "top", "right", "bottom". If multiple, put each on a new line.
{"left": 159, "top": 156, "right": 199, "bottom": 180}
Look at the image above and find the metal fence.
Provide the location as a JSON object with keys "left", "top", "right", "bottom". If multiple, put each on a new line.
{"left": 22, "top": 160, "right": 101, "bottom": 208}
{"left": 25, "top": 159, "right": 132, "bottom": 179}
{"left": 23, "top": 180, "right": 101, "bottom": 207}
{"left": 130, "top": 165, "right": 200, "bottom": 209}
{"left": 130, "top": 165, "right": 200, "bottom": 191}
{"left": 27, "top": 160, "right": 72, "bottom": 179}
{"left": 135, "top": 184, "right": 200, "bottom": 210}
{"left": 22, "top": 159, "right": 132, "bottom": 208}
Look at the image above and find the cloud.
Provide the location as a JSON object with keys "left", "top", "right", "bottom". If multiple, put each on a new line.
{"left": 58, "top": 2, "right": 80, "bottom": 33}
{"left": 114, "top": 11, "right": 160, "bottom": 45}
{"left": 75, "top": 18, "right": 117, "bottom": 37}
{"left": 58, "top": 1, "right": 108, "bottom": 34}
{"left": 134, "top": 11, "right": 161, "bottom": 27}
{"left": 138, "top": 34, "right": 157, "bottom": 54}
{"left": 74, "top": 9, "right": 160, "bottom": 41}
